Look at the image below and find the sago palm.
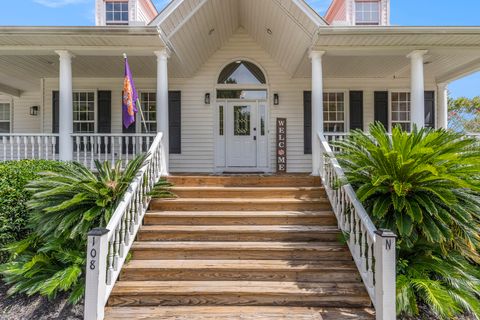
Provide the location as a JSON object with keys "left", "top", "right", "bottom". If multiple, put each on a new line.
{"left": 0, "top": 154, "right": 148, "bottom": 303}
{"left": 333, "top": 123, "right": 480, "bottom": 257}
{"left": 332, "top": 123, "right": 480, "bottom": 318}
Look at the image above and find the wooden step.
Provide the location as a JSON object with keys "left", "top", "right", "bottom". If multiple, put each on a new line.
{"left": 107, "top": 281, "right": 372, "bottom": 308}
{"left": 131, "top": 241, "right": 352, "bottom": 260}
{"left": 104, "top": 306, "right": 375, "bottom": 320}
{"left": 144, "top": 211, "right": 337, "bottom": 226}
{"left": 169, "top": 186, "right": 325, "bottom": 199}
{"left": 120, "top": 259, "right": 361, "bottom": 282}
{"left": 138, "top": 225, "right": 341, "bottom": 242}
{"left": 167, "top": 175, "right": 321, "bottom": 187}
{"left": 149, "top": 198, "right": 331, "bottom": 211}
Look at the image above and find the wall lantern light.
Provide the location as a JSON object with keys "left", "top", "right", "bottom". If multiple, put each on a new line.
{"left": 204, "top": 93, "right": 211, "bottom": 105}
{"left": 30, "top": 106, "right": 39, "bottom": 116}
{"left": 273, "top": 93, "right": 279, "bottom": 105}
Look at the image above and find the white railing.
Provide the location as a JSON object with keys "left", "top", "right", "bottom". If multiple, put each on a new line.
{"left": 72, "top": 133, "right": 156, "bottom": 170}
{"left": 317, "top": 132, "right": 396, "bottom": 320}
{"left": 83, "top": 133, "right": 165, "bottom": 320}
{"left": 0, "top": 134, "right": 59, "bottom": 161}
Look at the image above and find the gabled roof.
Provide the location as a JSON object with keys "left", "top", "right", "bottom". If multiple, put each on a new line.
{"left": 148, "top": 0, "right": 328, "bottom": 77}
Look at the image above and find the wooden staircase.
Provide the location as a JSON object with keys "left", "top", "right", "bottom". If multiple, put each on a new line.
{"left": 105, "top": 175, "right": 375, "bottom": 319}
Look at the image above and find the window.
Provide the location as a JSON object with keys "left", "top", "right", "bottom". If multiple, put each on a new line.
{"left": 217, "top": 90, "right": 267, "bottom": 100}
{"left": 323, "top": 92, "right": 345, "bottom": 132}
{"left": 73, "top": 92, "right": 95, "bottom": 133}
{"left": 106, "top": 1, "right": 128, "bottom": 25}
{"left": 391, "top": 92, "right": 411, "bottom": 131}
{"left": 0, "top": 103, "right": 10, "bottom": 133}
{"left": 355, "top": 1, "right": 380, "bottom": 25}
{"left": 218, "top": 61, "right": 266, "bottom": 85}
{"left": 139, "top": 92, "right": 156, "bottom": 133}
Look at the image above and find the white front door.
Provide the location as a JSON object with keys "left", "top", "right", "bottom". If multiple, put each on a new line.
{"left": 226, "top": 102, "right": 257, "bottom": 167}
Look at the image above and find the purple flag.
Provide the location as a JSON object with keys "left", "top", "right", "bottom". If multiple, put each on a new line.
{"left": 122, "top": 57, "right": 138, "bottom": 129}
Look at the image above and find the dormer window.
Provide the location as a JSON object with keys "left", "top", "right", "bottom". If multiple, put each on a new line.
{"left": 355, "top": 1, "right": 380, "bottom": 25}
{"left": 106, "top": 1, "right": 129, "bottom": 25}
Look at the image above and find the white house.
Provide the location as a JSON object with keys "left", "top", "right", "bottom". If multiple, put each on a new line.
{"left": 2, "top": 2, "right": 480, "bottom": 319}
{"left": 0, "top": 0, "right": 479, "bottom": 174}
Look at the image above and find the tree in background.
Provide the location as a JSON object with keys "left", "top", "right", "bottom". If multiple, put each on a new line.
{"left": 448, "top": 95, "right": 480, "bottom": 133}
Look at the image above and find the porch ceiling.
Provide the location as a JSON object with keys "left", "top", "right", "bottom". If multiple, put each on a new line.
{"left": 152, "top": 0, "right": 325, "bottom": 78}
{"left": 0, "top": 27, "right": 164, "bottom": 93}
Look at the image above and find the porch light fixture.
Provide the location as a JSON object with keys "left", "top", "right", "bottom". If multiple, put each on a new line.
{"left": 266, "top": 28, "right": 273, "bottom": 35}
{"left": 208, "top": 28, "right": 215, "bottom": 36}
{"left": 273, "top": 93, "right": 279, "bottom": 105}
{"left": 204, "top": 93, "right": 211, "bottom": 105}
{"left": 30, "top": 106, "right": 39, "bottom": 116}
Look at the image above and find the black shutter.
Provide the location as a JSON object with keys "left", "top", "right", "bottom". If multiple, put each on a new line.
{"left": 169, "top": 91, "right": 181, "bottom": 154}
{"left": 424, "top": 91, "right": 435, "bottom": 128}
{"left": 97, "top": 91, "right": 112, "bottom": 153}
{"left": 52, "top": 91, "right": 60, "bottom": 153}
{"left": 304, "top": 91, "right": 312, "bottom": 155}
{"left": 349, "top": 91, "right": 364, "bottom": 131}
{"left": 374, "top": 91, "right": 389, "bottom": 130}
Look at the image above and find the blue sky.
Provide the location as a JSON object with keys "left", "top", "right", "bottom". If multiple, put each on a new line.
{"left": 0, "top": 0, "right": 478, "bottom": 98}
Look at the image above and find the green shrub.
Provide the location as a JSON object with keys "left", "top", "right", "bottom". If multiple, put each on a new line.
{"left": 333, "top": 123, "right": 480, "bottom": 319}
{"left": 0, "top": 155, "right": 147, "bottom": 304}
{"left": 0, "top": 160, "right": 66, "bottom": 263}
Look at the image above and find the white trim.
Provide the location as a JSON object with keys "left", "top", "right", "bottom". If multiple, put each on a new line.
{"left": 0, "top": 100, "right": 12, "bottom": 133}
{"left": 72, "top": 90, "right": 98, "bottom": 134}
{"left": 213, "top": 58, "right": 271, "bottom": 173}
{"left": 323, "top": 89, "right": 350, "bottom": 133}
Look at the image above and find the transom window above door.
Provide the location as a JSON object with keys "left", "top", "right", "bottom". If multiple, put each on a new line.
{"left": 218, "top": 61, "right": 266, "bottom": 85}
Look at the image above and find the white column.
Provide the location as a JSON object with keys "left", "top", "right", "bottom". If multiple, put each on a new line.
{"left": 55, "top": 50, "right": 74, "bottom": 161}
{"left": 155, "top": 49, "right": 170, "bottom": 176}
{"left": 437, "top": 83, "right": 449, "bottom": 129}
{"left": 407, "top": 50, "right": 428, "bottom": 129}
{"left": 310, "top": 51, "right": 325, "bottom": 176}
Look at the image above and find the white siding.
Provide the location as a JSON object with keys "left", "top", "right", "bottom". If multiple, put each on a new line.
{"left": 4, "top": 28, "right": 439, "bottom": 173}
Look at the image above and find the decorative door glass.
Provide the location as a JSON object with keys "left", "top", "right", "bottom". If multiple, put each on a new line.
{"left": 233, "top": 106, "right": 251, "bottom": 136}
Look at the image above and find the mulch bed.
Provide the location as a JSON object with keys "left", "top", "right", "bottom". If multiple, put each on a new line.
{"left": 0, "top": 283, "right": 82, "bottom": 320}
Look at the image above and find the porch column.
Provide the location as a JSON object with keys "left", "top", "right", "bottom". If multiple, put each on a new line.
{"left": 55, "top": 50, "right": 74, "bottom": 161}
{"left": 155, "top": 49, "right": 170, "bottom": 176}
{"left": 310, "top": 51, "right": 325, "bottom": 176}
{"left": 437, "top": 83, "right": 449, "bottom": 129}
{"left": 407, "top": 50, "right": 428, "bottom": 129}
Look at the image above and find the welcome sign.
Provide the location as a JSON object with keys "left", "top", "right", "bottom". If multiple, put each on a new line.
{"left": 276, "top": 118, "right": 287, "bottom": 173}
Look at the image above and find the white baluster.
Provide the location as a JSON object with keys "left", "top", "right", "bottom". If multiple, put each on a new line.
{"left": 2, "top": 136, "right": 6, "bottom": 161}
{"left": 23, "top": 136, "right": 27, "bottom": 159}
{"left": 83, "top": 136, "right": 88, "bottom": 167}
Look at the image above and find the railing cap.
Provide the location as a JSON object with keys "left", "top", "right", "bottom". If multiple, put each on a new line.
{"left": 88, "top": 227, "right": 109, "bottom": 237}
{"left": 374, "top": 229, "right": 397, "bottom": 238}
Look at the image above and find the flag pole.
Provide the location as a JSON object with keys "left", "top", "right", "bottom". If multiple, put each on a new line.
{"left": 124, "top": 53, "right": 149, "bottom": 133}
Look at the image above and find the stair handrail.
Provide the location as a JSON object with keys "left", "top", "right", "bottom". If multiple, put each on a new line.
{"left": 83, "top": 132, "right": 165, "bottom": 320}
{"left": 317, "top": 132, "right": 396, "bottom": 320}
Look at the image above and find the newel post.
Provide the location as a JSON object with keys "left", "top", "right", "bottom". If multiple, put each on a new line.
{"left": 374, "top": 229, "right": 397, "bottom": 320}
{"left": 84, "top": 228, "right": 109, "bottom": 320}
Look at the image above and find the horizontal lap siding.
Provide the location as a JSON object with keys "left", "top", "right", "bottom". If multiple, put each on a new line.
{"left": 29, "top": 29, "right": 438, "bottom": 173}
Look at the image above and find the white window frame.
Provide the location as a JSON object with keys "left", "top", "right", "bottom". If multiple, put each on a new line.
{"left": 323, "top": 90, "right": 349, "bottom": 133}
{"left": 73, "top": 91, "right": 97, "bottom": 134}
{"left": 0, "top": 101, "right": 11, "bottom": 133}
{"left": 389, "top": 90, "right": 411, "bottom": 132}
{"left": 136, "top": 90, "right": 157, "bottom": 133}
{"left": 105, "top": 1, "right": 129, "bottom": 25}
{"left": 355, "top": 1, "right": 380, "bottom": 25}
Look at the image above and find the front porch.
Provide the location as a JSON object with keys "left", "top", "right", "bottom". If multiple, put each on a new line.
{"left": 0, "top": 26, "right": 479, "bottom": 175}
